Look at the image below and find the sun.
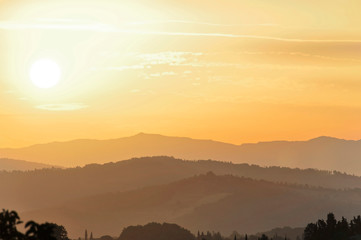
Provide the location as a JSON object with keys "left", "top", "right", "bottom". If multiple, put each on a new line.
{"left": 30, "top": 59, "right": 61, "bottom": 89}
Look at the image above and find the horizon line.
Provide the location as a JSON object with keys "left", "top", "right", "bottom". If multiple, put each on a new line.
{"left": 0, "top": 132, "right": 359, "bottom": 150}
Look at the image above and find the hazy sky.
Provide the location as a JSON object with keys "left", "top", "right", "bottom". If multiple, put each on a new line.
{"left": 1, "top": 0, "right": 361, "bottom": 147}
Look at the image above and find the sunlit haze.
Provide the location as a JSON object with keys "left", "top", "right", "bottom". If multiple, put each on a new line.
{"left": 1, "top": 0, "right": 361, "bottom": 147}
{"left": 2, "top": 1, "right": 361, "bottom": 240}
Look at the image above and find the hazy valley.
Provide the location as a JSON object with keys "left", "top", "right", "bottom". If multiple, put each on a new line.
{"left": 1, "top": 1, "right": 361, "bottom": 238}
{"left": 1, "top": 155, "right": 361, "bottom": 238}
{"left": 21, "top": 171, "right": 361, "bottom": 237}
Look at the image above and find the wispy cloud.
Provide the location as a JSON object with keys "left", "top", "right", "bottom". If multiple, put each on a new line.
{"left": 105, "top": 65, "right": 145, "bottom": 71}
{"left": 148, "top": 71, "right": 176, "bottom": 77}
{"left": 1, "top": 19, "right": 361, "bottom": 43}
{"left": 126, "top": 20, "right": 330, "bottom": 31}
{"left": 35, "top": 103, "right": 88, "bottom": 111}
{"left": 35, "top": 18, "right": 88, "bottom": 23}
{"left": 126, "top": 20, "right": 278, "bottom": 27}
{"left": 137, "top": 52, "right": 203, "bottom": 66}
{"left": 135, "top": 51, "right": 333, "bottom": 70}
{"left": 135, "top": 51, "right": 361, "bottom": 71}
{"left": 235, "top": 51, "right": 361, "bottom": 63}
{"left": 0, "top": 20, "right": 115, "bottom": 32}
{"left": 118, "top": 30, "right": 361, "bottom": 43}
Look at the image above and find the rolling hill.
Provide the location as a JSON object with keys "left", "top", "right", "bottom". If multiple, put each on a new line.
{"left": 22, "top": 172, "right": 361, "bottom": 238}
{"left": 0, "top": 158, "right": 56, "bottom": 171}
{"left": 2, "top": 156, "right": 361, "bottom": 212}
{"left": 0, "top": 133, "right": 360, "bottom": 174}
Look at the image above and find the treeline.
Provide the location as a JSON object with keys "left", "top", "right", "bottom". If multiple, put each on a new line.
{"left": 117, "top": 222, "right": 290, "bottom": 240}
{"left": 0, "top": 209, "right": 298, "bottom": 240}
{"left": 98, "top": 213, "right": 361, "bottom": 240}
{"left": 304, "top": 213, "right": 361, "bottom": 240}
{"left": 0, "top": 209, "right": 69, "bottom": 240}
{"left": 3, "top": 209, "right": 361, "bottom": 240}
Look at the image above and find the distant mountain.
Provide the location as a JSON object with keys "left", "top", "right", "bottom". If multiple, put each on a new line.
{"left": 0, "top": 133, "right": 239, "bottom": 168}
{"left": 0, "top": 158, "right": 56, "bottom": 171}
{"left": 22, "top": 172, "right": 361, "bottom": 238}
{"left": 0, "top": 133, "right": 360, "bottom": 174}
{"left": 2, "top": 156, "right": 361, "bottom": 212}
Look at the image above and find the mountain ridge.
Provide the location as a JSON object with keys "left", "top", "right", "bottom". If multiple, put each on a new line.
{"left": 1, "top": 133, "right": 361, "bottom": 174}
{"left": 2, "top": 133, "right": 356, "bottom": 150}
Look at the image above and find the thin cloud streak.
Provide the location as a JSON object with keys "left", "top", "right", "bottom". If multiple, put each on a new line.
{"left": 0, "top": 21, "right": 115, "bottom": 32}
{"left": 118, "top": 30, "right": 361, "bottom": 43}
{"left": 1, "top": 20, "right": 361, "bottom": 43}
{"left": 236, "top": 51, "right": 361, "bottom": 63}
{"left": 35, "top": 103, "right": 88, "bottom": 111}
{"left": 126, "top": 20, "right": 278, "bottom": 27}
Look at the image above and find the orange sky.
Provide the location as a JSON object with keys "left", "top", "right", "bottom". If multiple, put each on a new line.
{"left": 1, "top": 0, "right": 361, "bottom": 147}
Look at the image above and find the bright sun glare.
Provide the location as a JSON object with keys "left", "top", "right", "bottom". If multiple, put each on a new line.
{"left": 30, "top": 59, "right": 61, "bottom": 89}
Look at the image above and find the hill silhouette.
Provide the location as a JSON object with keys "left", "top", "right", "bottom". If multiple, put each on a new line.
{"left": 0, "top": 133, "right": 360, "bottom": 174}
{"left": 21, "top": 172, "right": 361, "bottom": 237}
{"left": 0, "top": 158, "right": 57, "bottom": 171}
{"left": 1, "top": 156, "right": 361, "bottom": 212}
{"left": 118, "top": 222, "right": 195, "bottom": 240}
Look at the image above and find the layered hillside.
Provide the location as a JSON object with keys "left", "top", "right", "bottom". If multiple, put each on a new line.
{"left": 1, "top": 156, "right": 361, "bottom": 212}
{"left": 0, "top": 158, "right": 56, "bottom": 171}
{"left": 1, "top": 133, "right": 360, "bottom": 174}
{"left": 23, "top": 173, "right": 361, "bottom": 237}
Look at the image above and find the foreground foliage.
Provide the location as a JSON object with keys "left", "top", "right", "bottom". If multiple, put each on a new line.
{"left": 304, "top": 213, "right": 361, "bottom": 240}
{"left": 0, "top": 209, "right": 69, "bottom": 240}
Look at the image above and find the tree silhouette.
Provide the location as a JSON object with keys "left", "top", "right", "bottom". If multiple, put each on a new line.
{"left": 99, "top": 235, "right": 114, "bottom": 240}
{"left": 25, "top": 221, "right": 57, "bottom": 240}
{"left": 350, "top": 216, "right": 361, "bottom": 235}
{"left": 0, "top": 209, "right": 69, "bottom": 240}
{"left": 51, "top": 224, "right": 69, "bottom": 240}
{"left": 118, "top": 222, "right": 195, "bottom": 240}
{"left": 258, "top": 234, "right": 268, "bottom": 240}
{"left": 304, "top": 213, "right": 361, "bottom": 240}
{"left": 0, "top": 209, "right": 24, "bottom": 240}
